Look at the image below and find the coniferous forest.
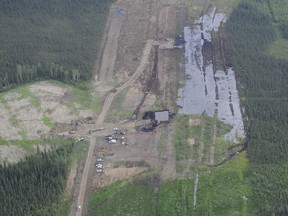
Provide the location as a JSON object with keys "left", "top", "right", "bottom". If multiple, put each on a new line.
{"left": 0, "top": 143, "right": 74, "bottom": 216}
{"left": 226, "top": 0, "right": 288, "bottom": 215}
{"left": 0, "top": 0, "right": 115, "bottom": 90}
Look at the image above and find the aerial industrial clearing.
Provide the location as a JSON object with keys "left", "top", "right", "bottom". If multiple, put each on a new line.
{"left": 71, "top": 1, "right": 188, "bottom": 215}
{"left": 66, "top": 0, "right": 245, "bottom": 215}
{"left": 1, "top": 0, "right": 255, "bottom": 215}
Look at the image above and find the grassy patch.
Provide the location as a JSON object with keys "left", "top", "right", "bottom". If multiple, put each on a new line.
{"left": 49, "top": 80, "right": 102, "bottom": 114}
{"left": 195, "top": 153, "right": 251, "bottom": 216}
{"left": 12, "top": 84, "right": 41, "bottom": 110}
{"left": 106, "top": 90, "right": 132, "bottom": 122}
{"left": 268, "top": 0, "right": 288, "bottom": 21}
{"left": 157, "top": 126, "right": 168, "bottom": 157}
{"left": 173, "top": 115, "right": 192, "bottom": 161}
{"left": 185, "top": 0, "right": 239, "bottom": 17}
{"left": 9, "top": 115, "right": 19, "bottom": 127}
{"left": 202, "top": 116, "right": 214, "bottom": 163}
{"left": 106, "top": 110, "right": 132, "bottom": 121}
{"left": 88, "top": 181, "right": 154, "bottom": 216}
{"left": 11, "top": 139, "right": 40, "bottom": 151}
{"left": 0, "top": 94, "right": 9, "bottom": 110}
{"left": 89, "top": 181, "right": 128, "bottom": 207}
{"left": 41, "top": 137, "right": 88, "bottom": 163}
{"left": 86, "top": 152, "right": 251, "bottom": 216}
{"left": 55, "top": 199, "right": 71, "bottom": 216}
{"left": 158, "top": 179, "right": 195, "bottom": 216}
{"left": 42, "top": 115, "right": 53, "bottom": 128}
{"left": 70, "top": 140, "right": 88, "bottom": 163}
{"left": 267, "top": 38, "right": 288, "bottom": 60}
{"left": 214, "top": 117, "right": 234, "bottom": 163}
{"left": 0, "top": 137, "right": 8, "bottom": 145}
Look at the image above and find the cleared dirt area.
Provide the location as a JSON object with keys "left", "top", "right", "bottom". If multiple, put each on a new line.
{"left": 66, "top": 164, "right": 78, "bottom": 196}
{"left": 0, "top": 0, "right": 188, "bottom": 215}
{"left": 69, "top": 1, "right": 189, "bottom": 215}
{"left": 0, "top": 145, "right": 26, "bottom": 164}
{"left": 0, "top": 80, "right": 98, "bottom": 162}
{"left": 0, "top": 81, "right": 96, "bottom": 141}
{"left": 93, "top": 167, "right": 149, "bottom": 188}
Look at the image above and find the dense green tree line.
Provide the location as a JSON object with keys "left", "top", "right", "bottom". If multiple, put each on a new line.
{"left": 0, "top": 143, "right": 74, "bottom": 215}
{"left": 0, "top": 0, "right": 115, "bottom": 90}
{"left": 226, "top": 1, "right": 288, "bottom": 215}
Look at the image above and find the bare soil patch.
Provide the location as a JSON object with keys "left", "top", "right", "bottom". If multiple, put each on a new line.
{"left": 189, "top": 118, "right": 201, "bottom": 126}
{"left": 98, "top": 9, "right": 123, "bottom": 82}
{"left": 0, "top": 103, "right": 22, "bottom": 140}
{"left": 66, "top": 164, "right": 78, "bottom": 195}
{"left": 188, "top": 138, "right": 195, "bottom": 146}
{"left": 0, "top": 145, "right": 26, "bottom": 164}
{"left": 93, "top": 167, "right": 148, "bottom": 188}
{"left": 122, "top": 86, "right": 144, "bottom": 110}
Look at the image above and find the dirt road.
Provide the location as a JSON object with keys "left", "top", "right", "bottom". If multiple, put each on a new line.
{"left": 98, "top": 12, "right": 123, "bottom": 82}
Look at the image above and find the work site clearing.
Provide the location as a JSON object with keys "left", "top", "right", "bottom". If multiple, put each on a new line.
{"left": 0, "top": 0, "right": 248, "bottom": 216}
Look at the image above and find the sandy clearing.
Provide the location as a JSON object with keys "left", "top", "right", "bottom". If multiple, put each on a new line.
{"left": 3, "top": 92, "right": 21, "bottom": 101}
{"left": 188, "top": 138, "right": 195, "bottom": 146}
{"left": 7, "top": 98, "right": 31, "bottom": 112}
{"left": 29, "top": 81, "right": 69, "bottom": 96}
{"left": 0, "top": 103, "right": 22, "bottom": 140}
{"left": 79, "top": 109, "right": 95, "bottom": 119}
{"left": 13, "top": 106, "right": 43, "bottom": 121}
{"left": 0, "top": 145, "right": 26, "bottom": 164}
{"left": 189, "top": 118, "right": 201, "bottom": 126}
{"left": 19, "top": 121, "right": 50, "bottom": 138}
{"left": 121, "top": 86, "right": 144, "bottom": 110}
{"left": 48, "top": 104, "right": 77, "bottom": 123}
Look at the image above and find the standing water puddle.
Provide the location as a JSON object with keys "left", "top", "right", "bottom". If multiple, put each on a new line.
{"left": 177, "top": 8, "right": 245, "bottom": 142}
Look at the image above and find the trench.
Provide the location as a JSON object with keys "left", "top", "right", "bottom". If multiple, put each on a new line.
{"left": 131, "top": 45, "right": 159, "bottom": 119}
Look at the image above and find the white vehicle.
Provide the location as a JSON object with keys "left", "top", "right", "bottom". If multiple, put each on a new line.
{"left": 109, "top": 139, "right": 117, "bottom": 144}
{"left": 96, "top": 169, "right": 103, "bottom": 173}
{"left": 96, "top": 164, "right": 103, "bottom": 168}
{"left": 77, "top": 206, "right": 81, "bottom": 211}
{"left": 96, "top": 158, "right": 104, "bottom": 162}
{"left": 76, "top": 137, "right": 84, "bottom": 142}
